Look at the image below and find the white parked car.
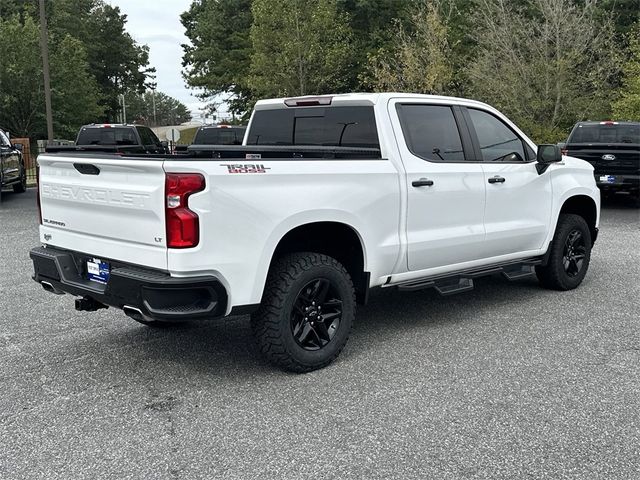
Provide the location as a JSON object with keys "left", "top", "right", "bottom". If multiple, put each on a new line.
{"left": 31, "top": 93, "right": 600, "bottom": 372}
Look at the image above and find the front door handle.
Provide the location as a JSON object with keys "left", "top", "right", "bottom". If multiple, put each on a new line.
{"left": 412, "top": 178, "right": 434, "bottom": 187}
{"left": 488, "top": 176, "right": 506, "bottom": 184}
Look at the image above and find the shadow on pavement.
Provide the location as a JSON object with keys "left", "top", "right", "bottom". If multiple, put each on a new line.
{"left": 57, "top": 274, "right": 544, "bottom": 378}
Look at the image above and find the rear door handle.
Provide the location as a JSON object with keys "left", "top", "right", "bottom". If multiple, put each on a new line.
{"left": 412, "top": 178, "right": 434, "bottom": 187}
{"left": 488, "top": 176, "right": 505, "bottom": 184}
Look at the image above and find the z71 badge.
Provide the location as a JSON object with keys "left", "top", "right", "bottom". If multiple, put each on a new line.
{"left": 221, "top": 164, "right": 271, "bottom": 174}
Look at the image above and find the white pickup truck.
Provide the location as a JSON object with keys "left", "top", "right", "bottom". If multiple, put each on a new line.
{"left": 31, "top": 93, "right": 600, "bottom": 372}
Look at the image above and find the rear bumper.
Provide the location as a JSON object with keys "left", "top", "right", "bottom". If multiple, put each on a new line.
{"left": 30, "top": 246, "right": 228, "bottom": 322}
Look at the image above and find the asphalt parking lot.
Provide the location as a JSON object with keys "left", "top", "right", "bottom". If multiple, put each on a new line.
{"left": 1, "top": 189, "right": 639, "bottom": 479}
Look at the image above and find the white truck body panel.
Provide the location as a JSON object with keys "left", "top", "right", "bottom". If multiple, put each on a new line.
{"left": 38, "top": 155, "right": 168, "bottom": 269}
{"left": 36, "top": 93, "right": 601, "bottom": 314}
{"left": 163, "top": 158, "right": 402, "bottom": 308}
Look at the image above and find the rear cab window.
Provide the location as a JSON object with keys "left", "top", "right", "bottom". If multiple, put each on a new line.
{"left": 76, "top": 127, "right": 138, "bottom": 146}
{"left": 246, "top": 106, "right": 380, "bottom": 149}
{"left": 194, "top": 127, "right": 246, "bottom": 145}
{"left": 568, "top": 123, "right": 640, "bottom": 144}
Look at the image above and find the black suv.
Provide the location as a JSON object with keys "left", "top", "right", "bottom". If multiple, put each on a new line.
{"left": 75, "top": 124, "right": 168, "bottom": 154}
{"left": 0, "top": 128, "right": 27, "bottom": 200}
{"left": 561, "top": 121, "right": 639, "bottom": 202}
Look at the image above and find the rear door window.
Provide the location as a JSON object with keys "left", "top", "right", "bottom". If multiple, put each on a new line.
{"left": 246, "top": 106, "right": 379, "bottom": 148}
{"left": 396, "top": 104, "right": 466, "bottom": 162}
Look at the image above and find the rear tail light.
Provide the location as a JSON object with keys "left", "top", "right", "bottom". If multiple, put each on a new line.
{"left": 165, "top": 173, "right": 205, "bottom": 248}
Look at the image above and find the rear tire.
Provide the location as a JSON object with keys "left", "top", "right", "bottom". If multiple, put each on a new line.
{"left": 536, "top": 214, "right": 592, "bottom": 291}
{"left": 251, "top": 252, "right": 355, "bottom": 373}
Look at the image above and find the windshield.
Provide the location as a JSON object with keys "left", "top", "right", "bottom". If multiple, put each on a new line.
{"left": 194, "top": 127, "right": 245, "bottom": 145}
{"left": 76, "top": 127, "right": 138, "bottom": 146}
{"left": 569, "top": 123, "right": 640, "bottom": 144}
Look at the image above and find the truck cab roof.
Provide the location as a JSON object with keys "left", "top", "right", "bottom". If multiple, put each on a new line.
{"left": 254, "top": 92, "right": 494, "bottom": 110}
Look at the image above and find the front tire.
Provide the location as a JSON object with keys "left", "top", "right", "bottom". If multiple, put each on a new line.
{"left": 536, "top": 214, "right": 592, "bottom": 291}
{"left": 251, "top": 252, "right": 355, "bottom": 373}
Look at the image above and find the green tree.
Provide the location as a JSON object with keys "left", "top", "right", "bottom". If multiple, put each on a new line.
{"left": 181, "top": 0, "right": 253, "bottom": 116}
{"left": 468, "top": 0, "right": 622, "bottom": 143}
{"left": 50, "top": 35, "right": 104, "bottom": 138}
{"left": 0, "top": 14, "right": 42, "bottom": 137}
{"left": 249, "top": 0, "right": 353, "bottom": 97}
{"left": 0, "top": 0, "right": 152, "bottom": 125}
{"left": 597, "top": 0, "right": 640, "bottom": 40}
{"left": 124, "top": 91, "right": 192, "bottom": 126}
{"left": 363, "top": 1, "right": 454, "bottom": 94}
{"left": 613, "top": 23, "right": 640, "bottom": 120}
{"left": 48, "top": 0, "right": 152, "bottom": 121}
{"left": 0, "top": 15, "right": 104, "bottom": 139}
{"left": 336, "top": 0, "right": 410, "bottom": 90}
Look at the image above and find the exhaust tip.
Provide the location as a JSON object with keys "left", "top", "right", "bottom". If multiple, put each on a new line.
{"left": 41, "top": 281, "right": 64, "bottom": 295}
{"left": 123, "top": 305, "right": 152, "bottom": 323}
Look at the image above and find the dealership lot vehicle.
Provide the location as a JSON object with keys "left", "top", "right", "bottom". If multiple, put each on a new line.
{"left": 30, "top": 93, "right": 600, "bottom": 372}
{"left": 74, "top": 123, "right": 168, "bottom": 154}
{"left": 560, "top": 121, "right": 639, "bottom": 202}
{"left": 2, "top": 189, "right": 639, "bottom": 479}
{"left": 0, "top": 128, "right": 27, "bottom": 198}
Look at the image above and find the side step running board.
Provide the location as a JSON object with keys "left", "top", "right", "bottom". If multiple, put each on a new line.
{"left": 396, "top": 259, "right": 541, "bottom": 295}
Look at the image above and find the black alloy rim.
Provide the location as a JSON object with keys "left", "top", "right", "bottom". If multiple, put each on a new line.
{"left": 290, "top": 278, "right": 343, "bottom": 351}
{"left": 563, "top": 229, "right": 586, "bottom": 277}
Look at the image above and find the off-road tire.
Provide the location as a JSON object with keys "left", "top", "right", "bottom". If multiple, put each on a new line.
{"left": 536, "top": 214, "right": 592, "bottom": 291}
{"left": 251, "top": 252, "right": 355, "bottom": 373}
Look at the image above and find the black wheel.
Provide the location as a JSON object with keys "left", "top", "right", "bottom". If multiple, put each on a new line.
{"left": 251, "top": 252, "right": 355, "bottom": 373}
{"left": 13, "top": 168, "right": 27, "bottom": 193}
{"left": 536, "top": 214, "right": 592, "bottom": 291}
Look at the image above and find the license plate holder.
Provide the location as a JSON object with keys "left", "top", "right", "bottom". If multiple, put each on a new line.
{"left": 87, "top": 258, "right": 110, "bottom": 284}
{"left": 599, "top": 174, "right": 616, "bottom": 184}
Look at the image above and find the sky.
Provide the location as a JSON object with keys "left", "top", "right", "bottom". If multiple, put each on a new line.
{"left": 107, "top": 0, "right": 215, "bottom": 123}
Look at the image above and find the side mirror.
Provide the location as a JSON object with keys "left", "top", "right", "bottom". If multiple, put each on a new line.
{"left": 12, "top": 143, "right": 23, "bottom": 152}
{"left": 160, "top": 140, "right": 169, "bottom": 151}
{"left": 537, "top": 144, "right": 562, "bottom": 164}
{"left": 536, "top": 144, "right": 562, "bottom": 174}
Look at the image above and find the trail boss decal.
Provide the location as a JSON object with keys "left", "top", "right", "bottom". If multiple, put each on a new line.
{"left": 221, "top": 164, "right": 271, "bottom": 174}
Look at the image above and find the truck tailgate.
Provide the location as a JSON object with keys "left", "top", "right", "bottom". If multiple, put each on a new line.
{"left": 567, "top": 143, "right": 640, "bottom": 176}
{"left": 37, "top": 154, "right": 168, "bottom": 270}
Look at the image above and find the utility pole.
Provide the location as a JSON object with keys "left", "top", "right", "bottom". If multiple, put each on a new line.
{"left": 146, "top": 75, "right": 157, "bottom": 127}
{"left": 151, "top": 86, "right": 157, "bottom": 127}
{"left": 120, "top": 94, "right": 127, "bottom": 123}
{"left": 38, "top": 0, "right": 54, "bottom": 144}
